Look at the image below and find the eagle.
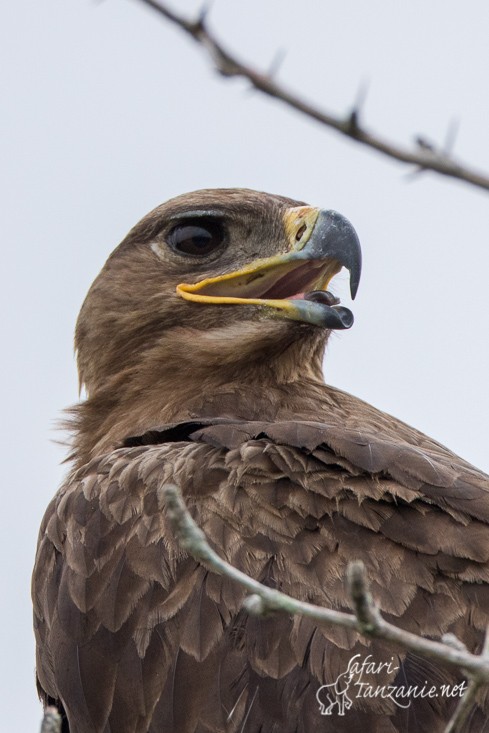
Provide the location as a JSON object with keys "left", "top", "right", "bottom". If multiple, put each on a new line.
{"left": 32, "top": 188, "right": 489, "bottom": 733}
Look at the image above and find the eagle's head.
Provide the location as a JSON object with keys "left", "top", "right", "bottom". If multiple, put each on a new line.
{"left": 73, "top": 189, "right": 361, "bottom": 459}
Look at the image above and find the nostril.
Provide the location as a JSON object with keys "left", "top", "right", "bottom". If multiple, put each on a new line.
{"left": 296, "top": 223, "right": 307, "bottom": 241}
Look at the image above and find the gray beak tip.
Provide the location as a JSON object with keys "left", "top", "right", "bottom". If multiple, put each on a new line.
{"left": 316, "top": 210, "right": 362, "bottom": 301}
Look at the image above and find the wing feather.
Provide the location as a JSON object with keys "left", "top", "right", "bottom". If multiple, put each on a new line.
{"left": 33, "top": 415, "right": 489, "bottom": 732}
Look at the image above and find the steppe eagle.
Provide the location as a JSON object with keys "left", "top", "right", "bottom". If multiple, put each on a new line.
{"left": 32, "top": 189, "right": 489, "bottom": 732}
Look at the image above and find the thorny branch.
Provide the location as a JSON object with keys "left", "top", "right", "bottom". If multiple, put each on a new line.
{"left": 161, "top": 484, "right": 489, "bottom": 733}
{"left": 134, "top": 0, "right": 489, "bottom": 194}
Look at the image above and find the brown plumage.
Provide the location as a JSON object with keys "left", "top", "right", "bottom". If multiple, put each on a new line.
{"left": 32, "top": 188, "right": 489, "bottom": 732}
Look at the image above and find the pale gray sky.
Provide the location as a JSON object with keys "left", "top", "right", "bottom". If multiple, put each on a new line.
{"left": 2, "top": 1, "right": 489, "bottom": 728}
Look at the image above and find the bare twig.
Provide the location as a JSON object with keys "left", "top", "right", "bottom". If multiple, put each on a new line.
{"left": 444, "top": 628, "right": 489, "bottom": 733}
{"left": 161, "top": 483, "right": 489, "bottom": 693}
{"left": 347, "top": 559, "right": 383, "bottom": 634}
{"left": 347, "top": 561, "right": 489, "bottom": 733}
{"left": 134, "top": 0, "right": 489, "bottom": 194}
{"left": 40, "top": 707, "right": 61, "bottom": 733}
{"left": 160, "top": 483, "right": 358, "bottom": 628}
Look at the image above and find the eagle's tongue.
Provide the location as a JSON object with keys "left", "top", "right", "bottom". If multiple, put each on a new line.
{"left": 304, "top": 290, "right": 340, "bottom": 306}
{"left": 287, "top": 290, "right": 340, "bottom": 305}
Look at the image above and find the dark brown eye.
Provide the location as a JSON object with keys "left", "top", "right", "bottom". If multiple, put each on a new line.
{"left": 167, "top": 219, "right": 225, "bottom": 256}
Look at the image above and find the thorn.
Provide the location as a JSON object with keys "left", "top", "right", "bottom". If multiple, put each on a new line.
{"left": 197, "top": 0, "right": 213, "bottom": 29}
{"left": 189, "top": 0, "right": 213, "bottom": 34}
{"left": 353, "top": 78, "right": 369, "bottom": 114}
{"left": 405, "top": 134, "right": 441, "bottom": 181}
{"left": 345, "top": 107, "right": 361, "bottom": 137}
{"left": 415, "top": 135, "right": 437, "bottom": 153}
{"left": 347, "top": 80, "right": 368, "bottom": 135}
{"left": 268, "top": 47, "right": 287, "bottom": 78}
{"left": 443, "top": 118, "right": 459, "bottom": 156}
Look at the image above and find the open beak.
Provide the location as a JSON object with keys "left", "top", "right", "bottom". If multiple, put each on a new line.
{"left": 176, "top": 208, "right": 362, "bottom": 329}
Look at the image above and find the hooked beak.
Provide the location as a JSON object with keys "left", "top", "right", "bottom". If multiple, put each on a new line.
{"left": 176, "top": 208, "right": 362, "bottom": 329}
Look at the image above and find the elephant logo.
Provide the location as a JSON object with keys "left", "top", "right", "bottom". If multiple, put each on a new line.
{"left": 316, "top": 669, "right": 355, "bottom": 716}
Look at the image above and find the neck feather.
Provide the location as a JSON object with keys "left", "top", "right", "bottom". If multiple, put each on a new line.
{"left": 69, "top": 322, "right": 331, "bottom": 466}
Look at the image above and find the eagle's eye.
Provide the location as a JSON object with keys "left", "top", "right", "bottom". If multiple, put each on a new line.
{"left": 166, "top": 219, "right": 226, "bottom": 257}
